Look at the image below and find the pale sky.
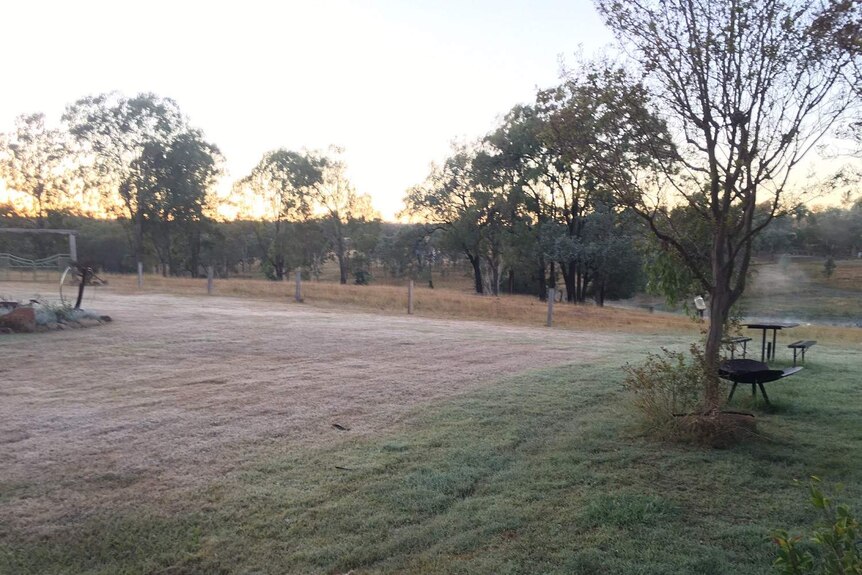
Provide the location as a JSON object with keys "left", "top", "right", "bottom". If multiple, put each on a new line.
{"left": 0, "top": 0, "right": 612, "bottom": 220}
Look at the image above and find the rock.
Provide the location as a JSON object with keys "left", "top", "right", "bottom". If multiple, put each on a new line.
{"left": 0, "top": 307, "right": 36, "bottom": 333}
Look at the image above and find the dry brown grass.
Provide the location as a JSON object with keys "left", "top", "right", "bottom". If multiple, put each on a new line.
{"left": 806, "top": 258, "right": 862, "bottom": 293}
{"left": 102, "top": 273, "right": 702, "bottom": 335}
{"left": 0, "top": 287, "right": 634, "bottom": 537}
{"left": 100, "top": 273, "right": 862, "bottom": 344}
{"left": 7, "top": 271, "right": 861, "bottom": 345}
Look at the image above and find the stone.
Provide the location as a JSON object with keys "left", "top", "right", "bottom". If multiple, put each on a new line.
{"left": 0, "top": 307, "right": 36, "bottom": 333}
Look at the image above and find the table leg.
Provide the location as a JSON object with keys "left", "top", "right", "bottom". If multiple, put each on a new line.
{"left": 728, "top": 382, "right": 738, "bottom": 402}
{"left": 772, "top": 329, "right": 778, "bottom": 361}
{"left": 758, "top": 383, "right": 771, "bottom": 406}
{"left": 761, "top": 329, "right": 767, "bottom": 362}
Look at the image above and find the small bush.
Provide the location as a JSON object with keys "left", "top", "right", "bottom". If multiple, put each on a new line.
{"left": 353, "top": 269, "right": 371, "bottom": 285}
{"left": 823, "top": 257, "right": 837, "bottom": 279}
{"left": 772, "top": 477, "right": 861, "bottom": 575}
{"left": 623, "top": 344, "right": 708, "bottom": 435}
{"left": 35, "top": 300, "right": 76, "bottom": 324}
{"left": 28, "top": 299, "right": 101, "bottom": 325}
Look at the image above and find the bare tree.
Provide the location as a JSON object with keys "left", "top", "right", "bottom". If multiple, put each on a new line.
{"left": 595, "top": 0, "right": 861, "bottom": 410}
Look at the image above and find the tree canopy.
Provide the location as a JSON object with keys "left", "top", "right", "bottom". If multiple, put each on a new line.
{"left": 595, "top": 0, "right": 862, "bottom": 409}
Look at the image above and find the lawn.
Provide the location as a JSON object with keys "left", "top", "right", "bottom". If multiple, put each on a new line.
{"left": 1, "top": 285, "right": 859, "bottom": 575}
{"left": 740, "top": 258, "right": 862, "bottom": 325}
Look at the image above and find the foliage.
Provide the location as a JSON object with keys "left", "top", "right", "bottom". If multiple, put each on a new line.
{"left": 773, "top": 477, "right": 862, "bottom": 575}
{"left": 824, "top": 257, "right": 837, "bottom": 279}
{"left": 623, "top": 344, "right": 708, "bottom": 435}
{"left": 307, "top": 147, "right": 380, "bottom": 285}
{"left": 402, "top": 61, "right": 667, "bottom": 301}
{"left": 32, "top": 299, "right": 76, "bottom": 324}
{"left": 0, "top": 114, "right": 71, "bottom": 229}
{"left": 595, "top": 0, "right": 861, "bottom": 410}
{"left": 231, "top": 148, "right": 323, "bottom": 280}
{"left": 642, "top": 238, "right": 701, "bottom": 307}
{"left": 375, "top": 223, "right": 438, "bottom": 280}
{"left": 352, "top": 271, "right": 370, "bottom": 285}
{"left": 402, "top": 142, "right": 499, "bottom": 294}
{"left": 133, "top": 130, "right": 223, "bottom": 276}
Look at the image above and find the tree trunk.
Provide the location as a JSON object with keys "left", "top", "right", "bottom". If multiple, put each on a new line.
{"left": 335, "top": 227, "right": 348, "bottom": 284}
{"left": 188, "top": 228, "right": 201, "bottom": 278}
{"left": 538, "top": 259, "right": 547, "bottom": 300}
{"left": 486, "top": 256, "right": 500, "bottom": 296}
{"left": 579, "top": 270, "right": 590, "bottom": 303}
{"left": 562, "top": 262, "right": 576, "bottom": 303}
{"left": 705, "top": 263, "right": 732, "bottom": 412}
{"left": 467, "top": 253, "right": 483, "bottom": 294}
{"left": 338, "top": 252, "right": 348, "bottom": 284}
{"left": 275, "top": 254, "right": 285, "bottom": 281}
{"left": 134, "top": 215, "right": 144, "bottom": 275}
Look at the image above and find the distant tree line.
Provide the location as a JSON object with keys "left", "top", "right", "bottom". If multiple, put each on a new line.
{"left": 0, "top": 93, "right": 385, "bottom": 283}
{"left": 2, "top": 20, "right": 861, "bottom": 309}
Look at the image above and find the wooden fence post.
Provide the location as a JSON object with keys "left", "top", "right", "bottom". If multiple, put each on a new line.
{"left": 295, "top": 270, "right": 303, "bottom": 302}
{"left": 408, "top": 280, "right": 414, "bottom": 315}
{"left": 137, "top": 261, "right": 143, "bottom": 288}
{"left": 207, "top": 266, "right": 214, "bottom": 295}
{"left": 546, "top": 288, "right": 555, "bottom": 327}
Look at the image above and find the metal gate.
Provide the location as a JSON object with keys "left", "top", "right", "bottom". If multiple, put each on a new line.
{"left": 0, "top": 253, "right": 72, "bottom": 282}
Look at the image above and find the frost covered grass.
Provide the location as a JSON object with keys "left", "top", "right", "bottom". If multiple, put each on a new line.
{"left": 3, "top": 344, "right": 860, "bottom": 574}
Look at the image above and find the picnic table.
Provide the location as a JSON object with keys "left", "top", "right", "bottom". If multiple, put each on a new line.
{"left": 744, "top": 322, "right": 799, "bottom": 362}
{"left": 719, "top": 358, "right": 803, "bottom": 406}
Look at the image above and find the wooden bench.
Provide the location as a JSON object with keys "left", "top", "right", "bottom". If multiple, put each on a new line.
{"left": 788, "top": 340, "right": 816, "bottom": 366}
{"left": 722, "top": 336, "right": 752, "bottom": 359}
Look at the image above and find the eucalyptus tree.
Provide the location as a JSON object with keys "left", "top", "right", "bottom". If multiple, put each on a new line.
{"left": 595, "top": 0, "right": 862, "bottom": 410}
{"left": 536, "top": 62, "right": 674, "bottom": 302}
{"left": 63, "top": 93, "right": 188, "bottom": 267}
{"left": 133, "top": 130, "right": 223, "bottom": 276}
{"left": 482, "top": 105, "right": 555, "bottom": 298}
{"left": 0, "top": 113, "right": 71, "bottom": 252}
{"left": 232, "top": 149, "right": 321, "bottom": 280}
{"left": 578, "top": 205, "right": 644, "bottom": 306}
{"left": 307, "top": 149, "right": 379, "bottom": 285}
{"left": 402, "top": 144, "right": 506, "bottom": 294}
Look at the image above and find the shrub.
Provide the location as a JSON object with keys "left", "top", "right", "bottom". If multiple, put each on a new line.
{"left": 623, "top": 344, "right": 707, "bottom": 435}
{"left": 37, "top": 301, "right": 76, "bottom": 324}
{"left": 823, "top": 257, "right": 837, "bottom": 279}
{"left": 772, "top": 477, "right": 861, "bottom": 575}
{"left": 353, "top": 269, "right": 371, "bottom": 285}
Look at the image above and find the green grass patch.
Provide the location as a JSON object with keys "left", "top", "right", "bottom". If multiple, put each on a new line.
{"left": 3, "top": 346, "right": 861, "bottom": 574}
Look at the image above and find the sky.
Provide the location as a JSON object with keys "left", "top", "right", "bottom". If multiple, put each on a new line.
{"left": 0, "top": 0, "right": 613, "bottom": 220}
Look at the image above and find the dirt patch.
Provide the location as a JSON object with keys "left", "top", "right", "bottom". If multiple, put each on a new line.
{"left": 0, "top": 288, "right": 628, "bottom": 535}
